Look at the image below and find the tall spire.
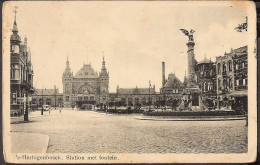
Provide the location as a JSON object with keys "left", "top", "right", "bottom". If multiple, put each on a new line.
{"left": 66, "top": 54, "right": 70, "bottom": 68}
{"left": 102, "top": 51, "right": 106, "bottom": 69}
{"left": 99, "top": 53, "right": 108, "bottom": 77}
{"left": 12, "top": 6, "right": 18, "bottom": 33}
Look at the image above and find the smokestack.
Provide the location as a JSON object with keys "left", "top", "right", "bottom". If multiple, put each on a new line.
{"left": 162, "top": 62, "right": 165, "bottom": 87}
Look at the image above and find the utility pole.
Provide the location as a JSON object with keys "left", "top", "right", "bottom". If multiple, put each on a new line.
{"left": 148, "top": 80, "right": 151, "bottom": 111}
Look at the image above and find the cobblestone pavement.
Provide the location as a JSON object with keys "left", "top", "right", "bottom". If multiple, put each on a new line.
{"left": 11, "top": 109, "right": 248, "bottom": 153}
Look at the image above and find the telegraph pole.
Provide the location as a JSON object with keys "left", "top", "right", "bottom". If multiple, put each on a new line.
{"left": 148, "top": 81, "right": 151, "bottom": 111}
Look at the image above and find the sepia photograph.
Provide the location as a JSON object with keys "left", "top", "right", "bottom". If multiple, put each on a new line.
{"left": 2, "top": 1, "right": 257, "bottom": 163}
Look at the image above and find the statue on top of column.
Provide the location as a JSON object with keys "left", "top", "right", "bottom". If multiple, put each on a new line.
{"left": 180, "top": 29, "right": 195, "bottom": 41}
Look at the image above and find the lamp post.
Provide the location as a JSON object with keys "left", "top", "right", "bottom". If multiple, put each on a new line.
{"left": 24, "top": 55, "right": 29, "bottom": 121}
{"left": 24, "top": 88, "right": 29, "bottom": 121}
{"left": 41, "top": 86, "right": 46, "bottom": 115}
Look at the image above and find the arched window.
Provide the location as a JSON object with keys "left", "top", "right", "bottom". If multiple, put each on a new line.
{"left": 228, "top": 60, "right": 232, "bottom": 71}
{"left": 222, "top": 62, "right": 226, "bottom": 74}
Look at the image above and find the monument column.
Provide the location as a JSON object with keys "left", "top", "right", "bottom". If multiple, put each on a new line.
{"left": 186, "top": 39, "right": 196, "bottom": 87}
{"left": 180, "top": 29, "right": 196, "bottom": 88}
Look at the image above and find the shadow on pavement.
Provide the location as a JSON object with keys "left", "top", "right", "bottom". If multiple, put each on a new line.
{"left": 11, "top": 120, "right": 37, "bottom": 124}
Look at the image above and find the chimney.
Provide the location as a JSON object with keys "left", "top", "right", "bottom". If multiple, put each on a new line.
{"left": 162, "top": 62, "right": 165, "bottom": 87}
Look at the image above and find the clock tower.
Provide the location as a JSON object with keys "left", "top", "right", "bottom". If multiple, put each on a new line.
{"left": 99, "top": 56, "right": 109, "bottom": 104}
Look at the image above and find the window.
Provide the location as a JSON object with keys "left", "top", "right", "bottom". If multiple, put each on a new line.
{"left": 12, "top": 93, "right": 17, "bottom": 104}
{"left": 210, "top": 70, "right": 213, "bottom": 76}
{"left": 218, "top": 78, "right": 221, "bottom": 90}
{"left": 236, "top": 80, "right": 239, "bottom": 86}
{"left": 39, "top": 99, "right": 43, "bottom": 106}
{"left": 228, "top": 61, "right": 232, "bottom": 71}
{"left": 11, "top": 45, "right": 15, "bottom": 52}
{"left": 84, "top": 96, "right": 88, "bottom": 101}
{"left": 90, "top": 96, "right": 94, "bottom": 101}
{"left": 217, "top": 63, "right": 221, "bottom": 74}
{"left": 78, "top": 96, "right": 82, "bottom": 101}
{"left": 173, "top": 89, "right": 178, "bottom": 93}
{"left": 243, "top": 79, "right": 246, "bottom": 85}
{"left": 236, "top": 64, "right": 239, "bottom": 70}
{"left": 14, "top": 45, "right": 19, "bottom": 53}
{"left": 10, "top": 65, "right": 14, "bottom": 79}
{"left": 229, "top": 78, "right": 233, "bottom": 88}
{"left": 65, "top": 84, "right": 69, "bottom": 93}
{"left": 222, "top": 62, "right": 226, "bottom": 74}
{"left": 66, "top": 96, "right": 69, "bottom": 102}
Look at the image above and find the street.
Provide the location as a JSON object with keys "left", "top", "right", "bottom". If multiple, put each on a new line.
{"left": 11, "top": 109, "right": 247, "bottom": 153}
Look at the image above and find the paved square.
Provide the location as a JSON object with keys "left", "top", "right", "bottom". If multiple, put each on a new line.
{"left": 11, "top": 110, "right": 247, "bottom": 153}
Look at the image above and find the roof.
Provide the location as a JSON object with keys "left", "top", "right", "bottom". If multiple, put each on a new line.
{"left": 74, "top": 64, "right": 98, "bottom": 79}
{"left": 117, "top": 87, "right": 156, "bottom": 95}
{"left": 198, "top": 57, "right": 212, "bottom": 64}
{"left": 163, "top": 73, "right": 184, "bottom": 89}
{"left": 34, "top": 89, "right": 60, "bottom": 95}
{"left": 231, "top": 46, "right": 247, "bottom": 57}
{"left": 225, "top": 46, "right": 247, "bottom": 57}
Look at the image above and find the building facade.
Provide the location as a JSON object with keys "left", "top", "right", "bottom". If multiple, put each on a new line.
{"left": 109, "top": 85, "right": 157, "bottom": 107}
{"left": 195, "top": 57, "right": 217, "bottom": 108}
{"left": 62, "top": 57, "right": 109, "bottom": 108}
{"left": 216, "top": 46, "right": 248, "bottom": 113}
{"left": 32, "top": 87, "right": 63, "bottom": 109}
{"left": 10, "top": 10, "right": 34, "bottom": 116}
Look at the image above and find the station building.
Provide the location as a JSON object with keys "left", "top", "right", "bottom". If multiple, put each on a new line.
{"left": 62, "top": 57, "right": 109, "bottom": 108}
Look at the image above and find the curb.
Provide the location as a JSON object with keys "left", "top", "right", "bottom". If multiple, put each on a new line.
{"left": 134, "top": 116, "right": 247, "bottom": 121}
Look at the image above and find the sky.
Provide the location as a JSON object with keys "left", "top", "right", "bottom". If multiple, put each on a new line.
{"left": 3, "top": 1, "right": 249, "bottom": 93}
